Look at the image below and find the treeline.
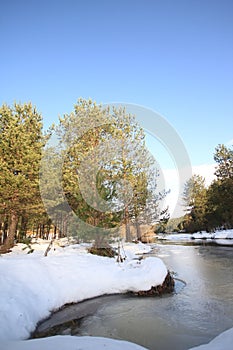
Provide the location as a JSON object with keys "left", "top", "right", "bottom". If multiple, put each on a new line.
{"left": 0, "top": 99, "right": 164, "bottom": 253}
{"left": 181, "top": 144, "right": 233, "bottom": 233}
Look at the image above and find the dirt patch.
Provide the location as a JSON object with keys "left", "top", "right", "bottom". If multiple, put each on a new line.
{"left": 132, "top": 271, "right": 175, "bottom": 296}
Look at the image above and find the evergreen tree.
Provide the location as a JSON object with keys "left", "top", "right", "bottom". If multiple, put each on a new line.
{"left": 43, "top": 99, "right": 161, "bottom": 244}
{"left": 182, "top": 145, "right": 233, "bottom": 232}
{"left": 108, "top": 106, "right": 156, "bottom": 241}
{"left": 39, "top": 146, "right": 69, "bottom": 238}
{"left": 205, "top": 144, "right": 233, "bottom": 230}
{"left": 182, "top": 174, "right": 208, "bottom": 232}
{"left": 0, "top": 103, "right": 45, "bottom": 252}
{"left": 214, "top": 144, "right": 233, "bottom": 180}
{"left": 206, "top": 178, "right": 233, "bottom": 230}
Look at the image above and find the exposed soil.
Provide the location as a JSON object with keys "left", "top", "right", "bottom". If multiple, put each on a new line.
{"left": 132, "top": 271, "right": 175, "bottom": 296}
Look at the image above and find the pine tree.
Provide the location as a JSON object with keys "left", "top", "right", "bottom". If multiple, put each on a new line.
{"left": 214, "top": 144, "right": 233, "bottom": 180}
{"left": 182, "top": 175, "right": 208, "bottom": 232}
{"left": 0, "top": 103, "right": 45, "bottom": 252}
{"left": 109, "top": 106, "right": 158, "bottom": 241}
{"left": 43, "top": 99, "right": 161, "bottom": 244}
{"left": 205, "top": 144, "right": 233, "bottom": 230}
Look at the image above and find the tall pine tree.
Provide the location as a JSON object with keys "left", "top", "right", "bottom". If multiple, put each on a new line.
{"left": 0, "top": 103, "right": 45, "bottom": 252}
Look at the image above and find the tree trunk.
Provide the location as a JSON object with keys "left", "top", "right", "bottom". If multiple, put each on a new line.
{"left": 44, "top": 238, "right": 54, "bottom": 257}
{"left": 0, "top": 212, "right": 18, "bottom": 254}
{"left": 36, "top": 224, "right": 40, "bottom": 238}
{"left": 54, "top": 225, "right": 57, "bottom": 239}
{"left": 19, "top": 215, "right": 28, "bottom": 241}
{"left": 125, "top": 207, "right": 131, "bottom": 242}
{"left": 135, "top": 216, "right": 141, "bottom": 241}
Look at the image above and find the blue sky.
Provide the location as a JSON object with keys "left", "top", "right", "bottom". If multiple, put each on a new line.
{"left": 1, "top": 0, "right": 233, "bottom": 168}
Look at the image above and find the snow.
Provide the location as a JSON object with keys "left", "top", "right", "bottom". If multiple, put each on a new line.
{"left": 191, "top": 229, "right": 233, "bottom": 245}
{"left": 155, "top": 233, "right": 192, "bottom": 241}
{"left": 1, "top": 238, "right": 233, "bottom": 350}
{"left": 188, "top": 327, "right": 233, "bottom": 350}
{"left": 115, "top": 241, "right": 152, "bottom": 259}
{"left": 0, "top": 240, "right": 166, "bottom": 349}
{"left": 1, "top": 335, "right": 148, "bottom": 350}
{"left": 3, "top": 329, "right": 233, "bottom": 350}
{"left": 192, "top": 229, "right": 233, "bottom": 240}
{"left": 156, "top": 229, "right": 233, "bottom": 245}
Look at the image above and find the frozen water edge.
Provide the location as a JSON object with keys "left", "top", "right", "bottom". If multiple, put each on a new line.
{"left": 0, "top": 240, "right": 165, "bottom": 348}
{"left": 2, "top": 335, "right": 148, "bottom": 350}
{"left": 156, "top": 229, "right": 233, "bottom": 246}
{"left": 1, "top": 239, "right": 233, "bottom": 349}
{"left": 2, "top": 328, "right": 233, "bottom": 350}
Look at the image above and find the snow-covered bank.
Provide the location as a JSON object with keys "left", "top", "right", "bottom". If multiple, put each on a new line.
{"left": 1, "top": 239, "right": 233, "bottom": 350}
{"left": 156, "top": 229, "right": 233, "bottom": 245}
{"left": 192, "top": 229, "right": 233, "bottom": 240}
{"left": 2, "top": 335, "right": 148, "bottom": 350}
{"left": 189, "top": 327, "right": 233, "bottom": 350}
{"left": 155, "top": 233, "right": 192, "bottom": 241}
{"left": 2, "top": 326, "right": 233, "bottom": 350}
{"left": 0, "top": 241, "right": 167, "bottom": 342}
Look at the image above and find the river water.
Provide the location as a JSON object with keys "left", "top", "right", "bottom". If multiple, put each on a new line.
{"left": 35, "top": 243, "right": 233, "bottom": 350}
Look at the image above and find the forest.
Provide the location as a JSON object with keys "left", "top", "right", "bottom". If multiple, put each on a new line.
{"left": 0, "top": 99, "right": 232, "bottom": 253}
{"left": 0, "top": 99, "right": 164, "bottom": 254}
{"left": 181, "top": 144, "right": 233, "bottom": 233}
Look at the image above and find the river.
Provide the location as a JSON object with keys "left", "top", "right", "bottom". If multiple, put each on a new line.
{"left": 34, "top": 242, "right": 233, "bottom": 350}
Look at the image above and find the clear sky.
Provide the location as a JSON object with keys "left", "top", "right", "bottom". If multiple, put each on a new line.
{"left": 1, "top": 0, "right": 232, "bottom": 167}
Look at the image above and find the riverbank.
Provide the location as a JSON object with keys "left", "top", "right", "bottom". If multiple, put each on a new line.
{"left": 155, "top": 229, "right": 233, "bottom": 246}
{"left": 3, "top": 328, "right": 233, "bottom": 350}
{"left": 0, "top": 239, "right": 169, "bottom": 345}
{"left": 1, "top": 239, "right": 233, "bottom": 350}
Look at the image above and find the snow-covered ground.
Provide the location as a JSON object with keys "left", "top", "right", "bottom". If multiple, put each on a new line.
{"left": 191, "top": 229, "right": 233, "bottom": 246}
{"left": 3, "top": 328, "right": 233, "bottom": 350}
{"left": 1, "top": 328, "right": 233, "bottom": 350}
{"left": 156, "top": 229, "right": 233, "bottom": 245}
{"left": 2, "top": 335, "right": 148, "bottom": 350}
{"left": 188, "top": 327, "right": 233, "bottom": 350}
{"left": 155, "top": 233, "right": 192, "bottom": 241}
{"left": 0, "top": 240, "right": 164, "bottom": 349}
{"left": 1, "top": 238, "right": 233, "bottom": 350}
